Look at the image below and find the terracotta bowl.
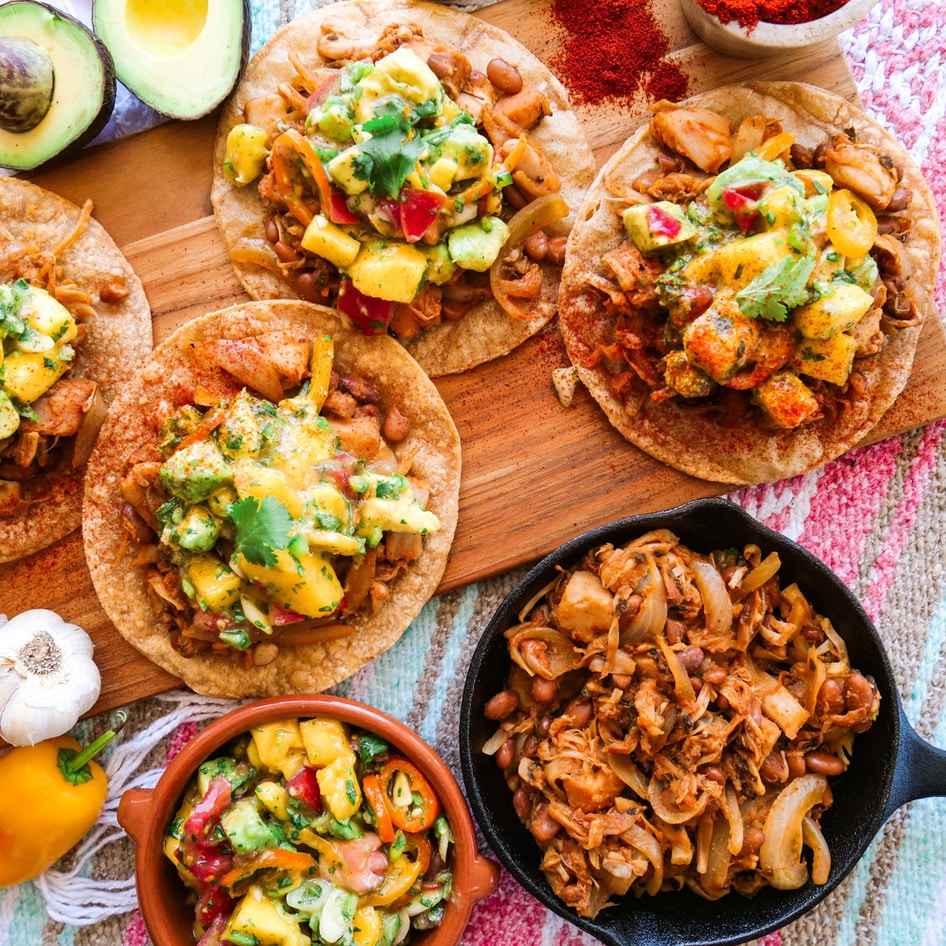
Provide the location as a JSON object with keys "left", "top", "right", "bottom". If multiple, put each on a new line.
{"left": 680, "top": 0, "right": 879, "bottom": 58}
{"left": 118, "top": 694, "right": 500, "bottom": 946}
{"left": 459, "top": 497, "right": 946, "bottom": 946}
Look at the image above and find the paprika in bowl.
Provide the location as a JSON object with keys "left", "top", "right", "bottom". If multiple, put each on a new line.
{"left": 680, "top": 0, "right": 879, "bottom": 58}
{"left": 117, "top": 695, "right": 500, "bottom": 946}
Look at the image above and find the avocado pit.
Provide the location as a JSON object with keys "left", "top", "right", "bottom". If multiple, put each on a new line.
{"left": 0, "top": 36, "right": 54, "bottom": 133}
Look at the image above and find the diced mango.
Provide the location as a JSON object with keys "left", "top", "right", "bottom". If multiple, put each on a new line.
{"left": 235, "top": 548, "right": 343, "bottom": 618}
{"left": 179, "top": 552, "right": 247, "bottom": 612}
{"left": 316, "top": 755, "right": 362, "bottom": 821}
{"left": 355, "top": 496, "right": 440, "bottom": 536}
{"left": 328, "top": 146, "right": 370, "bottom": 195}
{"left": 224, "top": 123, "right": 270, "bottom": 186}
{"left": 300, "top": 718, "right": 351, "bottom": 768}
{"left": 224, "top": 886, "right": 312, "bottom": 946}
{"left": 348, "top": 241, "right": 428, "bottom": 304}
{"left": 682, "top": 299, "right": 762, "bottom": 384}
{"left": 22, "top": 287, "right": 76, "bottom": 344}
{"left": 301, "top": 214, "right": 362, "bottom": 269}
{"left": 255, "top": 780, "right": 292, "bottom": 821}
{"left": 233, "top": 459, "right": 305, "bottom": 518}
{"left": 427, "top": 157, "right": 458, "bottom": 191}
{"left": 792, "top": 332, "right": 858, "bottom": 385}
{"left": 792, "top": 283, "right": 874, "bottom": 339}
{"left": 0, "top": 348, "right": 70, "bottom": 403}
{"left": 250, "top": 719, "right": 307, "bottom": 779}
{"left": 684, "top": 231, "right": 793, "bottom": 290}
{"left": 352, "top": 906, "right": 383, "bottom": 946}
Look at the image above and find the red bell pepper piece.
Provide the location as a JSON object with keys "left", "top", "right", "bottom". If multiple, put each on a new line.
{"left": 337, "top": 279, "right": 395, "bottom": 336}
{"left": 286, "top": 766, "right": 323, "bottom": 811}
{"left": 399, "top": 187, "right": 447, "bottom": 243}
{"left": 328, "top": 188, "right": 360, "bottom": 225}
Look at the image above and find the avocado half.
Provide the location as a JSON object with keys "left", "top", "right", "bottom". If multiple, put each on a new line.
{"left": 92, "top": 0, "right": 251, "bottom": 121}
{"left": 0, "top": 1, "right": 116, "bottom": 171}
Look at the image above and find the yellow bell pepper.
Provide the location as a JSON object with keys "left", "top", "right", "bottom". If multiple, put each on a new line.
{"left": 0, "top": 723, "right": 120, "bottom": 887}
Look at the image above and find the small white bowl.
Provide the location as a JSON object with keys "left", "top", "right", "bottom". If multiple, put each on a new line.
{"left": 680, "top": 0, "right": 879, "bottom": 58}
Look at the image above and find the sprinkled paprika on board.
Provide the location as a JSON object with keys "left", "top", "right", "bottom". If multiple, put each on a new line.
{"left": 548, "top": 0, "right": 689, "bottom": 106}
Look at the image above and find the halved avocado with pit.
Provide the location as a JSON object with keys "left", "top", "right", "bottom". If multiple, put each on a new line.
{"left": 0, "top": 1, "right": 116, "bottom": 171}
{"left": 92, "top": 0, "right": 251, "bottom": 121}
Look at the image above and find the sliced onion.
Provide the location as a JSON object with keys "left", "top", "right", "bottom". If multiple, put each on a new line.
{"left": 802, "top": 815, "right": 831, "bottom": 885}
{"left": 700, "top": 814, "right": 732, "bottom": 894}
{"left": 648, "top": 778, "right": 709, "bottom": 825}
{"left": 229, "top": 237, "right": 284, "bottom": 272}
{"left": 622, "top": 556, "right": 667, "bottom": 643}
{"left": 482, "top": 721, "right": 514, "bottom": 756}
{"left": 607, "top": 752, "right": 648, "bottom": 799}
{"left": 623, "top": 822, "right": 664, "bottom": 895}
{"left": 508, "top": 625, "right": 577, "bottom": 679}
{"left": 741, "top": 551, "right": 781, "bottom": 593}
{"left": 691, "top": 559, "right": 733, "bottom": 636}
{"left": 759, "top": 774, "right": 828, "bottom": 889}
{"left": 489, "top": 193, "right": 569, "bottom": 319}
{"left": 71, "top": 384, "right": 106, "bottom": 467}
{"left": 720, "top": 782, "right": 744, "bottom": 857}
{"left": 656, "top": 634, "right": 696, "bottom": 704}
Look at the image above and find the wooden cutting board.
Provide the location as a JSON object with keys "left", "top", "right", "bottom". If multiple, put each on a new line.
{"left": 3, "top": 0, "right": 945, "bottom": 718}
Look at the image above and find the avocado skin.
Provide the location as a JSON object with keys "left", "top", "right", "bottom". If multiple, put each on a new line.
{"left": 0, "top": 1, "right": 116, "bottom": 171}
{"left": 92, "top": 0, "right": 252, "bottom": 121}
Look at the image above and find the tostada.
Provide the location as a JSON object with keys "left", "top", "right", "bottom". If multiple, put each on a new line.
{"left": 558, "top": 82, "right": 940, "bottom": 485}
{"left": 82, "top": 301, "right": 461, "bottom": 698}
{"left": 211, "top": 0, "right": 593, "bottom": 377}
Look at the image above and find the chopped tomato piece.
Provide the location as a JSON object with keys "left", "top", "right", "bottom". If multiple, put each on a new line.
{"left": 648, "top": 204, "right": 682, "bottom": 239}
{"left": 286, "top": 766, "right": 323, "bottom": 811}
{"left": 329, "top": 188, "right": 360, "bottom": 225}
{"left": 721, "top": 185, "right": 762, "bottom": 233}
{"left": 337, "top": 279, "right": 395, "bottom": 336}
{"left": 399, "top": 187, "right": 447, "bottom": 243}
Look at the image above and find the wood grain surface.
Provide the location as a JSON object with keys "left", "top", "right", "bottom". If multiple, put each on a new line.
{"left": 3, "top": 0, "right": 944, "bottom": 717}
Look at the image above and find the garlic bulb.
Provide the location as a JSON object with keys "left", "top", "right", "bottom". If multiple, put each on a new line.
{"left": 0, "top": 609, "right": 102, "bottom": 746}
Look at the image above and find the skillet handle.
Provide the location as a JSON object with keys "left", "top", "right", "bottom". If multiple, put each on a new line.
{"left": 887, "top": 710, "right": 946, "bottom": 814}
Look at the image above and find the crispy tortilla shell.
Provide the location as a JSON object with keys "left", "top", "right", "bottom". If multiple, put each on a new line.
{"left": 0, "top": 178, "right": 152, "bottom": 563}
{"left": 82, "top": 300, "right": 461, "bottom": 698}
{"left": 559, "top": 82, "right": 941, "bottom": 485}
{"left": 211, "top": 0, "right": 594, "bottom": 377}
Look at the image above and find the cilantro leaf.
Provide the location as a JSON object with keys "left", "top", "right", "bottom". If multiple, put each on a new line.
{"left": 356, "top": 104, "right": 427, "bottom": 198}
{"left": 735, "top": 255, "right": 816, "bottom": 322}
{"left": 230, "top": 495, "right": 293, "bottom": 567}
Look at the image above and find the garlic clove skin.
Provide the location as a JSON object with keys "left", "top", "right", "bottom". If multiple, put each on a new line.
{"left": 0, "top": 609, "right": 102, "bottom": 746}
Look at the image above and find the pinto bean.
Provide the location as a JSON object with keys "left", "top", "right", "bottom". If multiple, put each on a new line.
{"left": 679, "top": 646, "right": 704, "bottom": 672}
{"left": 546, "top": 236, "right": 567, "bottom": 265}
{"left": 531, "top": 676, "right": 558, "bottom": 703}
{"left": 382, "top": 405, "right": 411, "bottom": 443}
{"left": 512, "top": 788, "right": 532, "bottom": 822}
{"left": 703, "top": 664, "right": 727, "bottom": 686}
{"left": 805, "top": 751, "right": 845, "bottom": 777}
{"left": 759, "top": 751, "right": 788, "bottom": 784}
{"left": 294, "top": 272, "right": 321, "bottom": 302}
{"left": 265, "top": 216, "right": 280, "bottom": 243}
{"left": 562, "top": 698, "right": 593, "bottom": 729}
{"left": 537, "top": 716, "right": 552, "bottom": 737}
{"left": 787, "top": 752, "right": 807, "bottom": 779}
{"left": 529, "top": 805, "right": 561, "bottom": 843}
{"left": 845, "top": 672, "right": 876, "bottom": 712}
{"left": 486, "top": 58, "right": 523, "bottom": 95}
{"left": 741, "top": 827, "right": 766, "bottom": 855}
{"left": 274, "top": 241, "right": 300, "bottom": 263}
{"left": 703, "top": 765, "right": 727, "bottom": 785}
{"left": 523, "top": 229, "right": 549, "bottom": 261}
{"left": 484, "top": 689, "right": 520, "bottom": 720}
{"left": 885, "top": 185, "right": 912, "bottom": 212}
{"left": 496, "top": 737, "right": 516, "bottom": 770}
{"left": 817, "top": 676, "right": 846, "bottom": 716}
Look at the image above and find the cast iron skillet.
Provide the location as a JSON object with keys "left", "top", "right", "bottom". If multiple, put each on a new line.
{"left": 459, "top": 496, "right": 946, "bottom": 946}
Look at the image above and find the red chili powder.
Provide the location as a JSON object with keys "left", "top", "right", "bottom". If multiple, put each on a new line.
{"left": 696, "top": 0, "right": 850, "bottom": 30}
{"left": 548, "top": 0, "right": 688, "bottom": 107}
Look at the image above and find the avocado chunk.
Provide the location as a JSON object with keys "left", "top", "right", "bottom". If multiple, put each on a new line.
{"left": 622, "top": 202, "right": 697, "bottom": 255}
{"left": 92, "top": 0, "right": 250, "bottom": 120}
{"left": 447, "top": 216, "right": 510, "bottom": 272}
{"left": 219, "top": 797, "right": 276, "bottom": 855}
{"left": 0, "top": 1, "right": 115, "bottom": 171}
{"left": 159, "top": 439, "right": 233, "bottom": 504}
